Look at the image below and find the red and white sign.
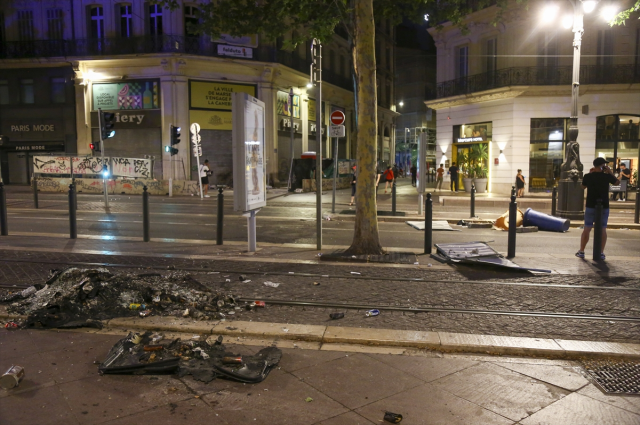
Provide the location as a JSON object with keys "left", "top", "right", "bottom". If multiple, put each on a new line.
{"left": 330, "top": 111, "right": 345, "bottom": 126}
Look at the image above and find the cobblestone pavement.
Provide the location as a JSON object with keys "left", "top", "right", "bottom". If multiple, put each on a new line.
{"left": 1, "top": 249, "right": 639, "bottom": 342}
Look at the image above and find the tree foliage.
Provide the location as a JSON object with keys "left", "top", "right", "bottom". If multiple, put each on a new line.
{"left": 611, "top": 0, "right": 640, "bottom": 26}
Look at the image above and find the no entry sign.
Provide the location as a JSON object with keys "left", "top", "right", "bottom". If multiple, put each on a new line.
{"left": 330, "top": 111, "right": 345, "bottom": 126}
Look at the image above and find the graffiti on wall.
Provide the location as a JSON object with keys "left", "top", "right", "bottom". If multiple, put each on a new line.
{"left": 33, "top": 157, "right": 71, "bottom": 174}
{"left": 34, "top": 156, "right": 151, "bottom": 178}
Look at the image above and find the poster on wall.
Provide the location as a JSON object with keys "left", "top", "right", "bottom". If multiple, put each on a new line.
{"left": 232, "top": 92, "right": 266, "bottom": 212}
{"left": 276, "top": 91, "right": 300, "bottom": 118}
{"left": 92, "top": 81, "right": 159, "bottom": 110}
{"left": 213, "top": 34, "right": 259, "bottom": 48}
{"left": 190, "top": 81, "right": 256, "bottom": 111}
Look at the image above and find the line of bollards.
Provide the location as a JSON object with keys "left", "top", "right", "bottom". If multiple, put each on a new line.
{"left": 551, "top": 186, "right": 557, "bottom": 216}
{"left": 470, "top": 184, "right": 476, "bottom": 218}
{"left": 32, "top": 176, "right": 39, "bottom": 209}
{"left": 217, "top": 186, "right": 224, "bottom": 245}
{"left": 143, "top": 186, "right": 150, "bottom": 242}
{"left": 68, "top": 184, "right": 77, "bottom": 239}
{"left": 424, "top": 192, "right": 432, "bottom": 254}
{"left": 507, "top": 186, "right": 517, "bottom": 258}
{"left": 391, "top": 180, "right": 397, "bottom": 216}
{"left": 593, "top": 199, "right": 603, "bottom": 261}
{"left": 0, "top": 182, "right": 7, "bottom": 236}
{"left": 635, "top": 187, "right": 639, "bottom": 224}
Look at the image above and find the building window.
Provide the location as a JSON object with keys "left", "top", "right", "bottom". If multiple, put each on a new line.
{"left": 0, "top": 80, "right": 9, "bottom": 105}
{"left": 17, "top": 10, "right": 34, "bottom": 41}
{"left": 340, "top": 55, "right": 346, "bottom": 77}
{"left": 0, "top": 12, "right": 6, "bottom": 45}
{"left": 597, "top": 29, "right": 614, "bottom": 68}
{"left": 456, "top": 46, "right": 468, "bottom": 79}
{"left": 485, "top": 38, "right": 497, "bottom": 73}
{"left": 20, "top": 79, "right": 34, "bottom": 104}
{"left": 329, "top": 50, "right": 335, "bottom": 73}
{"left": 184, "top": 5, "right": 199, "bottom": 37}
{"left": 51, "top": 78, "right": 66, "bottom": 103}
{"left": 529, "top": 118, "right": 568, "bottom": 191}
{"left": 386, "top": 46, "right": 391, "bottom": 71}
{"left": 537, "top": 33, "right": 558, "bottom": 68}
{"left": 149, "top": 4, "right": 163, "bottom": 35}
{"left": 47, "top": 9, "right": 64, "bottom": 39}
{"left": 596, "top": 114, "right": 638, "bottom": 182}
{"left": 120, "top": 4, "right": 133, "bottom": 38}
{"left": 90, "top": 6, "right": 105, "bottom": 39}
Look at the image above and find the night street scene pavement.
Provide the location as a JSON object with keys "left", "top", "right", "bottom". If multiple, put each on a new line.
{"left": 1, "top": 0, "right": 640, "bottom": 423}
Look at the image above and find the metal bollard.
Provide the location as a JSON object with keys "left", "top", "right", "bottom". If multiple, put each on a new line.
{"left": 424, "top": 192, "right": 433, "bottom": 254}
{"left": 72, "top": 178, "right": 77, "bottom": 211}
{"left": 143, "top": 185, "right": 150, "bottom": 242}
{"left": 391, "top": 180, "right": 397, "bottom": 216}
{"left": 32, "top": 176, "right": 39, "bottom": 209}
{"left": 507, "top": 186, "right": 517, "bottom": 258}
{"left": 635, "top": 187, "right": 639, "bottom": 224}
{"left": 593, "top": 199, "right": 603, "bottom": 261}
{"left": 68, "top": 184, "right": 77, "bottom": 239}
{"left": 216, "top": 186, "right": 224, "bottom": 245}
{"left": 0, "top": 182, "right": 7, "bottom": 236}
{"left": 551, "top": 186, "right": 557, "bottom": 216}
{"left": 470, "top": 184, "right": 476, "bottom": 218}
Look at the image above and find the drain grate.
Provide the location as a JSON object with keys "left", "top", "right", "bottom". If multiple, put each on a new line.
{"left": 582, "top": 360, "right": 640, "bottom": 395}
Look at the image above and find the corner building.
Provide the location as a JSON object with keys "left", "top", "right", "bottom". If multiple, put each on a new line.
{"left": 426, "top": 3, "right": 640, "bottom": 194}
{"left": 0, "top": 0, "right": 398, "bottom": 185}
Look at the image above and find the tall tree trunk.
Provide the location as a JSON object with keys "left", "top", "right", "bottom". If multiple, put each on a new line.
{"left": 345, "top": 0, "right": 384, "bottom": 255}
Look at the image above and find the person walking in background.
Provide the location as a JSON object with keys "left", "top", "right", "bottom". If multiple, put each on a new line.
{"left": 576, "top": 157, "right": 619, "bottom": 260}
{"left": 350, "top": 165, "right": 357, "bottom": 206}
{"left": 613, "top": 163, "right": 631, "bottom": 201}
{"left": 516, "top": 169, "right": 526, "bottom": 198}
{"left": 199, "top": 159, "right": 211, "bottom": 198}
{"left": 436, "top": 164, "right": 444, "bottom": 191}
{"left": 448, "top": 162, "right": 459, "bottom": 192}
{"left": 382, "top": 166, "right": 394, "bottom": 193}
{"left": 410, "top": 164, "right": 417, "bottom": 187}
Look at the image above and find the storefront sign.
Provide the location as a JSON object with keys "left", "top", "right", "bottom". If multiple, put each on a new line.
{"left": 4, "top": 120, "right": 63, "bottom": 140}
{"left": 457, "top": 137, "right": 484, "bottom": 143}
{"left": 90, "top": 110, "right": 161, "bottom": 129}
{"left": 13, "top": 143, "right": 65, "bottom": 152}
{"left": 214, "top": 34, "right": 258, "bottom": 48}
{"left": 217, "top": 45, "right": 253, "bottom": 58}
{"left": 92, "top": 81, "right": 160, "bottom": 110}
{"left": 190, "top": 81, "right": 256, "bottom": 111}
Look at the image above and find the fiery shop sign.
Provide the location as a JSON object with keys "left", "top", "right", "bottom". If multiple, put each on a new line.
{"left": 190, "top": 81, "right": 256, "bottom": 111}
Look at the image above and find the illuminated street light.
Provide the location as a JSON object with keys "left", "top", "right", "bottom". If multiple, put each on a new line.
{"left": 562, "top": 14, "right": 573, "bottom": 28}
{"left": 541, "top": 4, "right": 560, "bottom": 22}
{"left": 399, "top": 101, "right": 404, "bottom": 107}
{"left": 601, "top": 5, "right": 617, "bottom": 21}
{"left": 582, "top": 0, "right": 596, "bottom": 13}
{"left": 306, "top": 82, "right": 313, "bottom": 89}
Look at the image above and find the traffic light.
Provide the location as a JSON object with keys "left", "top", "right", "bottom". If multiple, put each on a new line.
{"left": 90, "top": 141, "right": 101, "bottom": 152}
{"left": 102, "top": 164, "right": 109, "bottom": 178}
{"left": 99, "top": 109, "right": 116, "bottom": 140}
{"left": 165, "top": 145, "right": 179, "bottom": 156}
{"left": 170, "top": 125, "right": 181, "bottom": 146}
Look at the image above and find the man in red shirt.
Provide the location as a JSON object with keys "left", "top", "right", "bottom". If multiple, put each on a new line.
{"left": 436, "top": 164, "right": 444, "bottom": 191}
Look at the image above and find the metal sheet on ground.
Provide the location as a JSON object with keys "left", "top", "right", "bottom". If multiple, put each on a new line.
{"left": 406, "top": 221, "right": 459, "bottom": 231}
{"left": 434, "top": 241, "right": 551, "bottom": 273}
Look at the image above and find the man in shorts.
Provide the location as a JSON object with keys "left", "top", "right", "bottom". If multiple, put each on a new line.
{"left": 576, "top": 157, "right": 619, "bottom": 260}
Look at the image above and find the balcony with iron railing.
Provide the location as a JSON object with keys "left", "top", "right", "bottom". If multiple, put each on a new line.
{"left": 0, "top": 35, "right": 353, "bottom": 91}
{"left": 433, "top": 64, "right": 640, "bottom": 99}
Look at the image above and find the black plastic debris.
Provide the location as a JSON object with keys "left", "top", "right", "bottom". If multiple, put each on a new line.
{"left": 433, "top": 242, "right": 551, "bottom": 273}
{"left": 384, "top": 411, "right": 403, "bottom": 423}
{"left": 99, "top": 332, "right": 282, "bottom": 384}
{"left": 329, "top": 312, "right": 345, "bottom": 320}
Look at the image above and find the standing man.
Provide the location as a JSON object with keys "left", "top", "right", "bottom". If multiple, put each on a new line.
{"left": 576, "top": 157, "right": 619, "bottom": 260}
{"left": 613, "top": 163, "right": 631, "bottom": 201}
{"left": 448, "top": 162, "right": 459, "bottom": 192}
{"left": 410, "top": 164, "right": 417, "bottom": 187}
{"left": 436, "top": 164, "right": 444, "bottom": 191}
{"left": 199, "top": 159, "right": 211, "bottom": 198}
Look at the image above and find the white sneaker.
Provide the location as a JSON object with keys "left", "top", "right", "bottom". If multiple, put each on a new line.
{"left": 617, "top": 199, "right": 623, "bottom": 202}
{"left": 204, "top": 195, "right": 210, "bottom": 198}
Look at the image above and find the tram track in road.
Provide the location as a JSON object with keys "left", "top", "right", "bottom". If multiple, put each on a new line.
{"left": 1, "top": 257, "right": 639, "bottom": 291}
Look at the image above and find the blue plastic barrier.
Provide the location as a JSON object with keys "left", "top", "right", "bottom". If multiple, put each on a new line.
{"left": 523, "top": 208, "right": 570, "bottom": 232}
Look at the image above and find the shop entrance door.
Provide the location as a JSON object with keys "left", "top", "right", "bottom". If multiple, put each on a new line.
{"left": 7, "top": 152, "right": 28, "bottom": 184}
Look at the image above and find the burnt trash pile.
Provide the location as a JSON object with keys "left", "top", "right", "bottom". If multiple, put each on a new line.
{"left": 99, "top": 332, "right": 282, "bottom": 384}
{"left": 2, "top": 268, "right": 246, "bottom": 329}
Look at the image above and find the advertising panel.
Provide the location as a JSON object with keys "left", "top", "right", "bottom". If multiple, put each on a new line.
{"left": 190, "top": 81, "right": 256, "bottom": 111}
{"left": 276, "top": 91, "right": 300, "bottom": 118}
{"left": 232, "top": 92, "right": 266, "bottom": 212}
{"left": 92, "top": 81, "right": 160, "bottom": 110}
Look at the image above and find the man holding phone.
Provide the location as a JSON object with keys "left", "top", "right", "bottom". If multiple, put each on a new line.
{"left": 576, "top": 157, "right": 619, "bottom": 260}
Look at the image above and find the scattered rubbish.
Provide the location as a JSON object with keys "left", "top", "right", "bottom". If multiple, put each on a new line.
{"left": 98, "top": 332, "right": 282, "bottom": 384}
{"left": 239, "top": 275, "right": 246, "bottom": 281}
{"left": 0, "top": 365, "right": 25, "bottom": 390}
{"left": 515, "top": 226, "right": 538, "bottom": 233}
{"left": 20, "top": 286, "right": 37, "bottom": 298}
{"left": 242, "top": 280, "right": 252, "bottom": 283}
{"left": 433, "top": 242, "right": 551, "bottom": 273}
{"left": 427, "top": 263, "right": 432, "bottom": 267}
{"left": 619, "top": 228, "right": 630, "bottom": 230}
{"left": 323, "top": 214, "right": 332, "bottom": 221}
{"left": 407, "top": 221, "right": 459, "bottom": 231}
{"left": 494, "top": 208, "right": 524, "bottom": 230}
{"left": 225, "top": 279, "right": 231, "bottom": 282}
{"left": 183, "top": 309, "right": 190, "bottom": 317}
{"left": 254, "top": 301, "right": 266, "bottom": 308}
{"left": 317, "top": 253, "right": 322, "bottom": 257}
{"left": 329, "top": 312, "right": 345, "bottom": 320}
{"left": 523, "top": 208, "right": 570, "bottom": 232}
{"left": 295, "top": 188, "right": 303, "bottom": 193}
{"left": 414, "top": 262, "right": 419, "bottom": 265}
{"left": 4, "top": 322, "right": 19, "bottom": 330}
{"left": 151, "top": 334, "right": 164, "bottom": 343}
{"left": 365, "top": 309, "right": 380, "bottom": 317}
{"left": 305, "top": 397, "right": 314, "bottom": 402}
{"left": 350, "top": 272, "right": 361, "bottom": 275}
{"left": 130, "top": 333, "right": 143, "bottom": 344}
{"left": 144, "top": 345, "right": 164, "bottom": 352}
{"left": 383, "top": 411, "right": 403, "bottom": 423}
{"left": 313, "top": 282, "right": 320, "bottom": 286}
{"left": 139, "top": 310, "right": 152, "bottom": 317}
{"left": 263, "top": 281, "right": 280, "bottom": 288}
{"left": 129, "top": 303, "right": 144, "bottom": 310}
{"left": 222, "top": 357, "right": 243, "bottom": 365}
